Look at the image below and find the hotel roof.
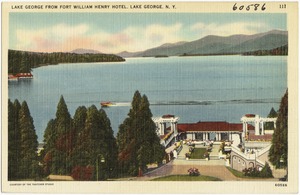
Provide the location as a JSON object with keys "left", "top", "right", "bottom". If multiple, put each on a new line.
{"left": 177, "top": 121, "right": 254, "bottom": 133}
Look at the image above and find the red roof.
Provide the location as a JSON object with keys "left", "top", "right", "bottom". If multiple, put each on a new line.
{"left": 8, "top": 75, "right": 18, "bottom": 79}
{"left": 177, "top": 121, "right": 254, "bottom": 133}
{"left": 15, "top": 73, "right": 33, "bottom": 77}
{"left": 162, "top": 114, "right": 175, "bottom": 118}
{"left": 247, "top": 130, "right": 273, "bottom": 141}
{"left": 245, "top": 114, "right": 256, "bottom": 118}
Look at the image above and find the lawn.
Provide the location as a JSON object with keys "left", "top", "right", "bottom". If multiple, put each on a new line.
{"left": 190, "top": 148, "right": 207, "bottom": 159}
{"left": 151, "top": 175, "right": 222, "bottom": 181}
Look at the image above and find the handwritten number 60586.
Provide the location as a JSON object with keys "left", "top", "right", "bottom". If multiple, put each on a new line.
{"left": 233, "top": 3, "right": 266, "bottom": 11}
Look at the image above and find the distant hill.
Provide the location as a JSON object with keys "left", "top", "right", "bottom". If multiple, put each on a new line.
{"left": 158, "top": 41, "right": 187, "bottom": 48}
{"left": 117, "top": 51, "right": 143, "bottom": 58}
{"left": 128, "top": 30, "right": 288, "bottom": 57}
{"left": 70, "top": 48, "right": 101, "bottom": 54}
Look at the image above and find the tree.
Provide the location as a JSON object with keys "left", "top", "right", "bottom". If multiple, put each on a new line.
{"left": 53, "top": 96, "right": 74, "bottom": 175}
{"left": 18, "top": 101, "right": 39, "bottom": 179}
{"left": 55, "top": 95, "right": 72, "bottom": 135}
{"left": 42, "top": 119, "right": 56, "bottom": 175}
{"left": 269, "top": 90, "right": 288, "bottom": 168}
{"left": 42, "top": 98, "right": 118, "bottom": 180}
{"left": 73, "top": 106, "right": 87, "bottom": 135}
{"left": 259, "top": 162, "right": 273, "bottom": 178}
{"left": 116, "top": 91, "right": 165, "bottom": 176}
{"left": 264, "top": 107, "right": 278, "bottom": 130}
{"left": 72, "top": 105, "right": 118, "bottom": 180}
{"left": 43, "top": 95, "right": 74, "bottom": 175}
{"left": 8, "top": 99, "right": 20, "bottom": 180}
{"left": 137, "top": 95, "right": 165, "bottom": 170}
{"left": 98, "top": 109, "right": 118, "bottom": 178}
{"left": 69, "top": 106, "right": 88, "bottom": 170}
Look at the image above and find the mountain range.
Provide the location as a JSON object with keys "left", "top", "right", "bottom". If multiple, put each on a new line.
{"left": 70, "top": 48, "right": 101, "bottom": 54}
{"left": 116, "top": 30, "right": 288, "bottom": 57}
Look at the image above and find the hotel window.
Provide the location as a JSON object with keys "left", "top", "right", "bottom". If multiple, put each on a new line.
{"left": 238, "top": 159, "right": 240, "bottom": 163}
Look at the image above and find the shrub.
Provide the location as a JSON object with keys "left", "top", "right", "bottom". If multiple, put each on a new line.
{"left": 185, "top": 152, "right": 191, "bottom": 158}
{"left": 259, "top": 163, "right": 273, "bottom": 178}
{"left": 203, "top": 151, "right": 210, "bottom": 158}
{"left": 188, "top": 168, "right": 200, "bottom": 176}
{"left": 219, "top": 142, "right": 225, "bottom": 152}
{"left": 242, "top": 163, "right": 273, "bottom": 178}
{"left": 207, "top": 147, "right": 212, "bottom": 152}
{"left": 242, "top": 167, "right": 260, "bottom": 177}
{"left": 71, "top": 166, "right": 94, "bottom": 181}
{"left": 189, "top": 146, "right": 194, "bottom": 152}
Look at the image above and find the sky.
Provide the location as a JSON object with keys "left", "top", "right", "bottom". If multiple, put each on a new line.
{"left": 9, "top": 13, "right": 287, "bottom": 54}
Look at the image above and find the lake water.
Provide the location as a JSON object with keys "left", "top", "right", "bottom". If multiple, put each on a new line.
{"left": 8, "top": 56, "right": 287, "bottom": 142}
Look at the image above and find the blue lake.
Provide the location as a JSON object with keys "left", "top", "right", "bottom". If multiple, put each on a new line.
{"left": 8, "top": 56, "right": 287, "bottom": 142}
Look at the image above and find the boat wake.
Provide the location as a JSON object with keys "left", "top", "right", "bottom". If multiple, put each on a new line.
{"left": 150, "top": 98, "right": 280, "bottom": 106}
{"left": 112, "top": 102, "right": 131, "bottom": 107}
{"left": 104, "top": 98, "right": 280, "bottom": 107}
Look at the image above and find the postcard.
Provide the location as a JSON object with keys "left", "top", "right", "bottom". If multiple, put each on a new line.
{"left": 1, "top": 1, "right": 298, "bottom": 194}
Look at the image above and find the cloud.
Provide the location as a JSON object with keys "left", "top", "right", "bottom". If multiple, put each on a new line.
{"left": 12, "top": 21, "right": 270, "bottom": 54}
{"left": 78, "top": 23, "right": 183, "bottom": 53}
{"left": 13, "top": 22, "right": 184, "bottom": 53}
{"left": 15, "top": 23, "right": 90, "bottom": 52}
{"left": 191, "top": 22, "right": 269, "bottom": 38}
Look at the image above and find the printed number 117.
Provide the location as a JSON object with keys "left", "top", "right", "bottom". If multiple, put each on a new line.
{"left": 279, "top": 4, "right": 286, "bottom": 9}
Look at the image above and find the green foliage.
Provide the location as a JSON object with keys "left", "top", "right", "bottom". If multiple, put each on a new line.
{"left": 55, "top": 96, "right": 72, "bottom": 135}
{"left": 71, "top": 166, "right": 94, "bottom": 181}
{"left": 43, "top": 95, "right": 74, "bottom": 175}
{"left": 72, "top": 105, "right": 118, "bottom": 180}
{"left": 98, "top": 109, "right": 118, "bottom": 178}
{"left": 8, "top": 99, "right": 39, "bottom": 180}
{"left": 189, "top": 148, "right": 207, "bottom": 159}
{"left": 43, "top": 97, "right": 118, "bottom": 180}
{"left": 187, "top": 168, "right": 200, "bottom": 176}
{"left": 8, "top": 49, "right": 125, "bottom": 74}
{"left": 243, "top": 44, "right": 288, "bottom": 56}
{"left": 242, "top": 163, "right": 273, "bottom": 178}
{"left": 8, "top": 99, "right": 21, "bottom": 180}
{"left": 116, "top": 91, "right": 165, "bottom": 176}
{"left": 219, "top": 142, "right": 225, "bottom": 153}
{"left": 242, "top": 167, "right": 260, "bottom": 177}
{"left": 264, "top": 107, "right": 278, "bottom": 130}
{"left": 259, "top": 162, "right": 273, "bottom": 178}
{"left": 269, "top": 90, "right": 288, "bottom": 168}
{"left": 73, "top": 106, "right": 87, "bottom": 135}
{"left": 18, "top": 101, "right": 39, "bottom": 179}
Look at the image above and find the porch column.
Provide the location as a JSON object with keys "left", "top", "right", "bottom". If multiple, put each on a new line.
{"left": 255, "top": 115, "right": 260, "bottom": 135}
{"left": 261, "top": 121, "right": 264, "bottom": 135}
{"left": 160, "top": 123, "right": 164, "bottom": 135}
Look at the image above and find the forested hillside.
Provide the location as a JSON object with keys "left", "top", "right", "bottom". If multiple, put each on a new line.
{"left": 8, "top": 50, "right": 125, "bottom": 74}
{"left": 243, "top": 45, "right": 288, "bottom": 56}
